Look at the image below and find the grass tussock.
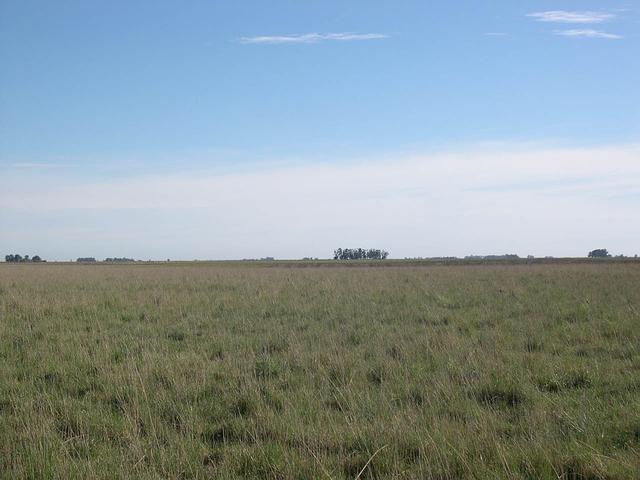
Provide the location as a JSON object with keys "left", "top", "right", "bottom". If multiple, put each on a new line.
{"left": 1, "top": 262, "right": 639, "bottom": 478}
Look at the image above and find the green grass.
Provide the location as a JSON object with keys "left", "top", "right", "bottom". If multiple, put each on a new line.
{"left": 1, "top": 262, "right": 639, "bottom": 479}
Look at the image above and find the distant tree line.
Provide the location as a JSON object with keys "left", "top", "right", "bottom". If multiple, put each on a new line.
{"left": 333, "top": 248, "right": 389, "bottom": 260}
{"left": 76, "top": 257, "right": 136, "bottom": 263}
{"left": 5, "top": 254, "right": 44, "bottom": 263}
{"left": 405, "top": 256, "right": 459, "bottom": 261}
{"left": 464, "top": 254, "right": 520, "bottom": 260}
{"left": 588, "top": 249, "right": 611, "bottom": 258}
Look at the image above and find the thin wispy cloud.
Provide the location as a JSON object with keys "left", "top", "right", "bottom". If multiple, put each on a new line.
{"left": 527, "top": 11, "right": 615, "bottom": 24}
{"left": 238, "top": 32, "right": 388, "bottom": 45}
{"left": 556, "top": 29, "right": 622, "bottom": 39}
{"left": 484, "top": 32, "right": 508, "bottom": 37}
{"left": 7, "top": 163, "right": 74, "bottom": 168}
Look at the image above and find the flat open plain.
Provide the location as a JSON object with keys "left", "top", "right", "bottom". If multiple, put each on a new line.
{"left": 1, "top": 261, "right": 639, "bottom": 479}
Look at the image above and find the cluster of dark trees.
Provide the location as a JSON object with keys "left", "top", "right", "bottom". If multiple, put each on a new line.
{"left": 5, "top": 254, "right": 44, "bottom": 263}
{"left": 333, "top": 248, "right": 389, "bottom": 260}
{"left": 588, "top": 249, "right": 611, "bottom": 258}
{"left": 587, "top": 249, "right": 637, "bottom": 258}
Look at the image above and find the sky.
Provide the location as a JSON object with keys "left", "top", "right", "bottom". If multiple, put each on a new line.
{"left": 1, "top": 1, "right": 639, "bottom": 260}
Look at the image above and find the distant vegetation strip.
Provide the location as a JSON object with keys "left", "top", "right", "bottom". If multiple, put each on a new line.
{"left": 2, "top": 248, "right": 636, "bottom": 264}
{"left": 76, "top": 257, "right": 136, "bottom": 263}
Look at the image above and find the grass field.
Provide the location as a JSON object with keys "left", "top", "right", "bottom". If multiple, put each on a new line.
{"left": 1, "top": 262, "right": 639, "bottom": 479}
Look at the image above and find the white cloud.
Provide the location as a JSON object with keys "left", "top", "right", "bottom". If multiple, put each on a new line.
{"left": 555, "top": 29, "right": 622, "bottom": 39}
{"left": 527, "top": 11, "right": 615, "bottom": 23}
{"left": 6, "top": 163, "right": 75, "bottom": 168}
{"left": 238, "top": 32, "right": 388, "bottom": 45}
{"left": 1, "top": 144, "right": 639, "bottom": 259}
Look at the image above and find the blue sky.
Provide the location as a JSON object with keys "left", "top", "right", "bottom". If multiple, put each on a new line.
{"left": 1, "top": 1, "right": 639, "bottom": 259}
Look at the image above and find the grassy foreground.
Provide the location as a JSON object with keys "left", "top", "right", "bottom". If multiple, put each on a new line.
{"left": 1, "top": 262, "right": 639, "bottom": 479}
